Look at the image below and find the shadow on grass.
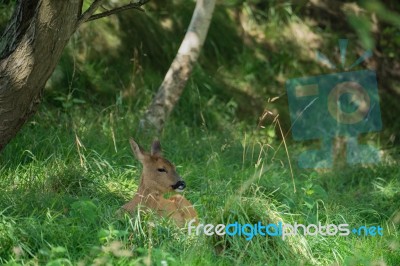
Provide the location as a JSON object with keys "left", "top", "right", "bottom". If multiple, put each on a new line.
{"left": 0, "top": 166, "right": 131, "bottom": 263}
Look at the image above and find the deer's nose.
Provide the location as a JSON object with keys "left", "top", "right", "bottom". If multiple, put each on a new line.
{"left": 172, "top": 180, "right": 186, "bottom": 192}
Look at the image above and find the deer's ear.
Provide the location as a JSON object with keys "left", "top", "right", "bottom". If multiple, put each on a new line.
{"left": 129, "top": 138, "right": 145, "bottom": 161}
{"left": 151, "top": 140, "right": 162, "bottom": 157}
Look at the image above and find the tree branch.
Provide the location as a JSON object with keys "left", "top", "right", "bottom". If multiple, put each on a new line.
{"left": 76, "top": 0, "right": 105, "bottom": 27}
{"left": 86, "top": 0, "right": 150, "bottom": 22}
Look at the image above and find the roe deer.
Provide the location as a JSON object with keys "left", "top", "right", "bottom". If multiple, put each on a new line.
{"left": 119, "top": 138, "right": 198, "bottom": 226}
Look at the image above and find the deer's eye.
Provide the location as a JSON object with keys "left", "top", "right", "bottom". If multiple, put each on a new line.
{"left": 157, "top": 168, "right": 167, "bottom": 173}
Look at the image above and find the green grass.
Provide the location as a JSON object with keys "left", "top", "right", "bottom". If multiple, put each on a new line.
{"left": 0, "top": 102, "right": 398, "bottom": 265}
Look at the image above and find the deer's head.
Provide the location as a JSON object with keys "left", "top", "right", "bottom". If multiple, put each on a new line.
{"left": 129, "top": 138, "right": 186, "bottom": 194}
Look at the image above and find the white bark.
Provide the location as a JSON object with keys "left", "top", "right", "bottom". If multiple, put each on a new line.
{"left": 139, "top": 0, "right": 216, "bottom": 136}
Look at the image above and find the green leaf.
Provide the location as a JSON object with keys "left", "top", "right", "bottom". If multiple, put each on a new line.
{"left": 347, "top": 14, "right": 374, "bottom": 50}
{"left": 70, "top": 200, "right": 99, "bottom": 225}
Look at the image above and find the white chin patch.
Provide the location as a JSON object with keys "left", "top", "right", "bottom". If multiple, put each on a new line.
{"left": 174, "top": 188, "right": 184, "bottom": 193}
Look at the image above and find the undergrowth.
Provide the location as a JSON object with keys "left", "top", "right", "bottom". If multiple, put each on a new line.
{"left": 1, "top": 1, "right": 400, "bottom": 265}
{"left": 0, "top": 103, "right": 398, "bottom": 265}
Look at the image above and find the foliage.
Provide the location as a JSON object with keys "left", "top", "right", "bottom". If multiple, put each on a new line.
{"left": 0, "top": 105, "right": 398, "bottom": 265}
{"left": 1, "top": 0, "right": 400, "bottom": 265}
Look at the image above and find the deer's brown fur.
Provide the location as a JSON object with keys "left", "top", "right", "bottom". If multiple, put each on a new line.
{"left": 120, "top": 138, "right": 197, "bottom": 226}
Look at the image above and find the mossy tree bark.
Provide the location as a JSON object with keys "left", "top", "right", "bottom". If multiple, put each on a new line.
{"left": 0, "top": 0, "right": 133, "bottom": 152}
{"left": 0, "top": 0, "right": 86, "bottom": 151}
{"left": 139, "top": 0, "right": 216, "bottom": 138}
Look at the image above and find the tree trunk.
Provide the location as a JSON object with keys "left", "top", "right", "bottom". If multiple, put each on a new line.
{"left": 0, "top": 0, "right": 84, "bottom": 151}
{"left": 0, "top": 0, "right": 152, "bottom": 152}
{"left": 139, "top": 0, "right": 216, "bottom": 137}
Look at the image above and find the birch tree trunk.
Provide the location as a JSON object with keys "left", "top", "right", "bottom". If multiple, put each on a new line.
{"left": 139, "top": 0, "right": 216, "bottom": 136}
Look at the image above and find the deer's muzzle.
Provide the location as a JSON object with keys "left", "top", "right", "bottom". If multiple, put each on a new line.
{"left": 172, "top": 180, "right": 186, "bottom": 192}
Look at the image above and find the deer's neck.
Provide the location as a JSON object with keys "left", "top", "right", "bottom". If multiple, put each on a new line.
{"left": 135, "top": 175, "right": 161, "bottom": 202}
